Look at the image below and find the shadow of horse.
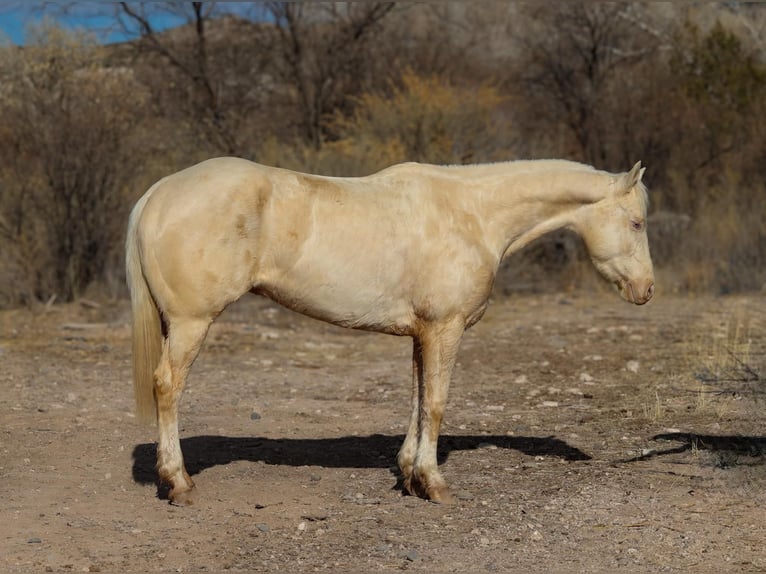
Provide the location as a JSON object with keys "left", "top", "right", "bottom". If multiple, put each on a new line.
{"left": 132, "top": 433, "right": 591, "bottom": 493}
{"left": 620, "top": 432, "right": 766, "bottom": 464}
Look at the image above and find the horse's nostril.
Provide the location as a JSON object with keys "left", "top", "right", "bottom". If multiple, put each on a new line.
{"left": 647, "top": 283, "right": 655, "bottom": 299}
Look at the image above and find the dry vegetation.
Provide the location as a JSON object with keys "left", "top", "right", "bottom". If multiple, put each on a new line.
{"left": 1, "top": 5, "right": 765, "bottom": 571}
{"left": 0, "top": 2, "right": 765, "bottom": 306}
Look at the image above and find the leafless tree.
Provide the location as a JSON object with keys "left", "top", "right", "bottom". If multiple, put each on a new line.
{"left": 116, "top": 2, "right": 272, "bottom": 156}
{"left": 0, "top": 25, "right": 147, "bottom": 303}
{"left": 265, "top": 2, "right": 395, "bottom": 149}
{"left": 515, "top": 4, "right": 664, "bottom": 167}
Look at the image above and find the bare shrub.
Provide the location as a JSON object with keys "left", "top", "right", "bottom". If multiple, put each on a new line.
{"left": 0, "top": 24, "right": 148, "bottom": 304}
{"left": 284, "top": 71, "right": 509, "bottom": 176}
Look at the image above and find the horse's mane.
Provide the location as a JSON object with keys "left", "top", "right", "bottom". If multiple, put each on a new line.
{"left": 441, "top": 159, "right": 597, "bottom": 176}
{"left": 448, "top": 160, "right": 649, "bottom": 211}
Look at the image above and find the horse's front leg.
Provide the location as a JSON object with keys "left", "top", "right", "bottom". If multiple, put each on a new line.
{"left": 398, "top": 318, "right": 464, "bottom": 503}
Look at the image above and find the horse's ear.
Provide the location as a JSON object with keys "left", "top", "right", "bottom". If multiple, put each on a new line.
{"left": 618, "top": 161, "right": 645, "bottom": 192}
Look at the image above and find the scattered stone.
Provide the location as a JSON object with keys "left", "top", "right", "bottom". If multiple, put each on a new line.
{"left": 455, "top": 490, "right": 475, "bottom": 501}
{"left": 530, "top": 530, "right": 543, "bottom": 541}
{"left": 297, "top": 521, "right": 306, "bottom": 531}
{"left": 256, "top": 523, "right": 270, "bottom": 532}
{"left": 549, "top": 336, "right": 568, "bottom": 348}
{"left": 405, "top": 549, "right": 420, "bottom": 562}
{"left": 309, "top": 473, "right": 321, "bottom": 482}
{"left": 540, "top": 401, "right": 559, "bottom": 408}
{"left": 250, "top": 411, "right": 262, "bottom": 420}
{"left": 514, "top": 375, "right": 528, "bottom": 384}
{"left": 579, "top": 373, "right": 594, "bottom": 383}
{"left": 626, "top": 360, "right": 640, "bottom": 373}
{"left": 28, "top": 537, "right": 42, "bottom": 544}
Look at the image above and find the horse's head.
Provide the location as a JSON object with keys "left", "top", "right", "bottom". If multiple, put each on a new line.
{"left": 577, "top": 162, "right": 655, "bottom": 305}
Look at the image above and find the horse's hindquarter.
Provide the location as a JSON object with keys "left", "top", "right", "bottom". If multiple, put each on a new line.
{"left": 137, "top": 158, "right": 275, "bottom": 318}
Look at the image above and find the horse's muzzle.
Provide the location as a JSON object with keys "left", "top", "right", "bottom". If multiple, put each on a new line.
{"left": 626, "top": 280, "right": 654, "bottom": 305}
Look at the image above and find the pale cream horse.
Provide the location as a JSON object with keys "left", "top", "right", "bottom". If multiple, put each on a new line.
{"left": 126, "top": 157, "right": 654, "bottom": 505}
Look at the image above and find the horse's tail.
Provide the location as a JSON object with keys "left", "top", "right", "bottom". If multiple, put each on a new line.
{"left": 125, "top": 184, "right": 162, "bottom": 425}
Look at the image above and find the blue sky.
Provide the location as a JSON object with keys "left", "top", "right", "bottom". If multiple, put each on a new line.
{"left": 0, "top": 3, "right": 191, "bottom": 45}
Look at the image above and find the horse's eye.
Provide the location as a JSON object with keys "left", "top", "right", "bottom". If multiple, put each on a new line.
{"left": 631, "top": 219, "right": 644, "bottom": 231}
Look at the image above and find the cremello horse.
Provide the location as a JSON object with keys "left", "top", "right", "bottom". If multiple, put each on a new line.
{"left": 126, "top": 157, "right": 654, "bottom": 505}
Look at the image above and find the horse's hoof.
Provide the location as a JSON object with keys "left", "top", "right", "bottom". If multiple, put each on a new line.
{"left": 427, "top": 485, "right": 456, "bottom": 505}
{"left": 402, "top": 476, "right": 422, "bottom": 499}
{"left": 169, "top": 486, "right": 196, "bottom": 506}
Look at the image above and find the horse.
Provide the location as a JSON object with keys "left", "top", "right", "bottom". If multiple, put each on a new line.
{"left": 126, "top": 157, "right": 654, "bottom": 505}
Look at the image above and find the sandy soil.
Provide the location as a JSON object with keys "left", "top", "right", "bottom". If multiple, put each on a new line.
{"left": 1, "top": 291, "right": 765, "bottom": 572}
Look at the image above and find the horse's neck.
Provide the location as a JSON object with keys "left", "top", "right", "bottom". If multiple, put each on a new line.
{"left": 476, "top": 167, "right": 609, "bottom": 259}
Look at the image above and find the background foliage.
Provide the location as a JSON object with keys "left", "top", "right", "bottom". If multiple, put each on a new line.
{"left": 0, "top": 2, "right": 764, "bottom": 306}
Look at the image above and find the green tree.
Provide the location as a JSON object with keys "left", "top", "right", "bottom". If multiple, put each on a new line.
{"left": 672, "top": 20, "right": 766, "bottom": 173}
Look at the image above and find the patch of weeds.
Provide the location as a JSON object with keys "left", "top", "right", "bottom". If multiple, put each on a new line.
{"left": 690, "top": 307, "right": 763, "bottom": 412}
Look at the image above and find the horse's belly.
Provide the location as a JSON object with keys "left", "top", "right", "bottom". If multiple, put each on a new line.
{"left": 256, "top": 271, "right": 416, "bottom": 335}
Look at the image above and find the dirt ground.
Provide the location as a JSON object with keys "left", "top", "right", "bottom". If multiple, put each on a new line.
{"left": 1, "top": 290, "right": 765, "bottom": 572}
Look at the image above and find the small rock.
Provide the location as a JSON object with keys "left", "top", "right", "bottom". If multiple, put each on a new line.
{"left": 530, "top": 530, "right": 543, "bottom": 541}
{"left": 256, "top": 523, "right": 270, "bottom": 532}
{"left": 309, "top": 473, "right": 321, "bottom": 482}
{"left": 549, "top": 336, "right": 568, "bottom": 348}
{"left": 297, "top": 521, "right": 306, "bottom": 531}
{"left": 456, "top": 490, "right": 475, "bottom": 501}
{"left": 28, "top": 537, "right": 42, "bottom": 544}
{"left": 540, "top": 401, "right": 559, "bottom": 407}
{"left": 405, "top": 550, "right": 420, "bottom": 562}
{"left": 626, "top": 360, "right": 640, "bottom": 373}
{"left": 250, "top": 411, "right": 262, "bottom": 421}
{"left": 514, "top": 375, "right": 528, "bottom": 384}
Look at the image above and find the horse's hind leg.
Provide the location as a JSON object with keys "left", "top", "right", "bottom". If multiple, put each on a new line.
{"left": 397, "top": 338, "right": 423, "bottom": 491}
{"left": 154, "top": 316, "right": 211, "bottom": 505}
